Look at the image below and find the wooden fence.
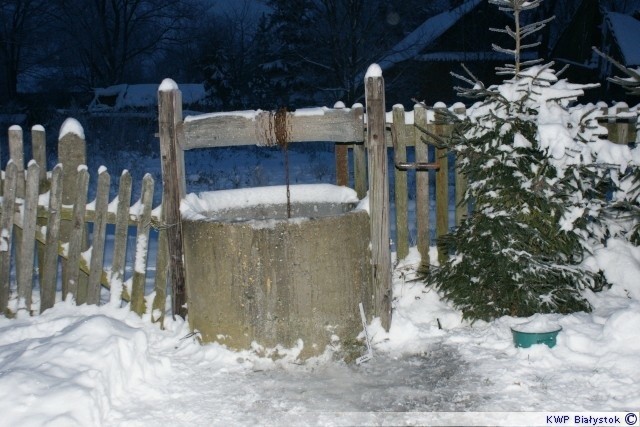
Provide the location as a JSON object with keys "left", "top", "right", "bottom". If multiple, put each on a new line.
{"left": 0, "top": 122, "right": 168, "bottom": 323}
{"left": 0, "top": 78, "right": 637, "bottom": 327}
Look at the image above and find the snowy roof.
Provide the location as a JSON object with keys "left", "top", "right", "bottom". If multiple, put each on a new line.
{"left": 377, "top": 0, "right": 483, "bottom": 71}
{"left": 89, "top": 83, "right": 206, "bottom": 112}
{"left": 605, "top": 12, "right": 640, "bottom": 66}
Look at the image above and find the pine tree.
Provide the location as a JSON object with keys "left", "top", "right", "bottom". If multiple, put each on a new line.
{"left": 419, "top": 0, "right": 608, "bottom": 322}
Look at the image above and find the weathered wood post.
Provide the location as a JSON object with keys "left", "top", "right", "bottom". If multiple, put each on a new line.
{"left": 414, "top": 104, "right": 430, "bottom": 261}
{"left": 364, "top": 64, "right": 392, "bottom": 330}
{"left": 158, "top": 79, "right": 188, "bottom": 319}
{"left": 32, "top": 125, "right": 48, "bottom": 281}
{"left": 333, "top": 101, "right": 349, "bottom": 187}
{"left": 58, "top": 118, "right": 88, "bottom": 301}
{"left": 352, "top": 104, "right": 368, "bottom": 199}
{"left": 392, "top": 104, "right": 409, "bottom": 261}
{"left": 434, "top": 105, "right": 449, "bottom": 265}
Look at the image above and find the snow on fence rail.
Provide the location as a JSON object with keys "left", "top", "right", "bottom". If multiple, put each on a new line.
{"left": 0, "top": 124, "right": 168, "bottom": 323}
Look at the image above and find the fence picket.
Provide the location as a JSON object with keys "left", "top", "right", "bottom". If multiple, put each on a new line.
{"left": 64, "top": 168, "right": 89, "bottom": 302}
{"left": 86, "top": 169, "right": 110, "bottom": 305}
{"left": 16, "top": 162, "right": 40, "bottom": 312}
{"left": 109, "top": 171, "right": 132, "bottom": 304}
{"left": 151, "top": 228, "right": 169, "bottom": 326}
{"left": 0, "top": 163, "right": 18, "bottom": 314}
{"left": 434, "top": 109, "right": 450, "bottom": 265}
{"left": 40, "top": 165, "right": 63, "bottom": 312}
{"left": 392, "top": 105, "right": 410, "bottom": 261}
{"left": 353, "top": 105, "right": 367, "bottom": 198}
{"left": 130, "top": 174, "right": 154, "bottom": 315}
{"left": 414, "top": 105, "right": 430, "bottom": 261}
{"left": 454, "top": 107, "right": 468, "bottom": 226}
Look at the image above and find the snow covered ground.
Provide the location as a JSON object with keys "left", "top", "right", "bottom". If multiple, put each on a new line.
{"left": 1, "top": 242, "right": 639, "bottom": 426}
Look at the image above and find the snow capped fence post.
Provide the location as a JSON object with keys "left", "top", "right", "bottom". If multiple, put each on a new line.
{"left": 32, "top": 125, "right": 48, "bottom": 281}
{"left": 8, "top": 126, "right": 25, "bottom": 198}
{"left": 365, "top": 64, "right": 392, "bottom": 330}
{"left": 434, "top": 105, "right": 450, "bottom": 265}
{"left": 158, "top": 79, "right": 188, "bottom": 319}
{"left": 58, "top": 119, "right": 88, "bottom": 302}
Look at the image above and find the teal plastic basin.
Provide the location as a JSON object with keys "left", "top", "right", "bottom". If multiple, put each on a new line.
{"left": 511, "top": 327, "right": 562, "bottom": 348}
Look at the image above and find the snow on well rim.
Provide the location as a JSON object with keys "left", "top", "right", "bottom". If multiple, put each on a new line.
{"left": 180, "top": 183, "right": 361, "bottom": 220}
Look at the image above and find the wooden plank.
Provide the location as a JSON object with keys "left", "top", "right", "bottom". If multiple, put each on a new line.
{"left": 335, "top": 144, "right": 349, "bottom": 186}
{"left": 31, "top": 125, "right": 48, "bottom": 190}
{"left": 181, "top": 107, "right": 364, "bottom": 149}
{"left": 130, "top": 174, "right": 154, "bottom": 315}
{"left": 109, "top": 170, "right": 132, "bottom": 305}
{"left": 40, "top": 165, "right": 63, "bottom": 312}
{"left": 392, "top": 105, "right": 409, "bottom": 261}
{"left": 16, "top": 162, "right": 39, "bottom": 312}
{"left": 86, "top": 169, "right": 110, "bottom": 305}
{"left": 8, "top": 126, "right": 25, "bottom": 197}
{"left": 454, "top": 107, "right": 468, "bottom": 226}
{"left": 353, "top": 106, "right": 368, "bottom": 199}
{"left": 151, "top": 228, "right": 169, "bottom": 326}
{"left": 32, "top": 125, "right": 48, "bottom": 286}
{"left": 158, "top": 80, "right": 188, "bottom": 319}
{"left": 365, "top": 69, "right": 392, "bottom": 331}
{"left": 414, "top": 104, "right": 430, "bottom": 262}
{"left": 64, "top": 168, "right": 89, "bottom": 302}
{"left": 0, "top": 163, "right": 18, "bottom": 314}
{"left": 58, "top": 120, "right": 88, "bottom": 302}
{"left": 435, "top": 144, "right": 449, "bottom": 265}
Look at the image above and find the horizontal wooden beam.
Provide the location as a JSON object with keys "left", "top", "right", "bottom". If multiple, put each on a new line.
{"left": 181, "top": 107, "right": 365, "bottom": 149}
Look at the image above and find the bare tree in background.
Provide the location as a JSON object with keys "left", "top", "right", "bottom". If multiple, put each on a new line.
{"left": 0, "top": 0, "right": 56, "bottom": 102}
{"left": 52, "top": 0, "right": 198, "bottom": 88}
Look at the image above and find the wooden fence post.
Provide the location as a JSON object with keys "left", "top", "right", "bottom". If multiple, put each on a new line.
{"left": 434, "top": 107, "right": 449, "bottom": 265}
{"left": 8, "top": 126, "right": 25, "bottom": 198}
{"left": 364, "top": 64, "right": 392, "bottom": 330}
{"left": 454, "top": 106, "right": 468, "bottom": 226}
{"left": 86, "top": 168, "right": 110, "bottom": 305}
{"left": 32, "top": 125, "right": 48, "bottom": 281}
{"left": 40, "top": 165, "right": 63, "bottom": 312}
{"left": 392, "top": 105, "right": 409, "bottom": 261}
{"left": 16, "top": 162, "right": 40, "bottom": 312}
{"left": 333, "top": 101, "right": 349, "bottom": 187}
{"left": 158, "top": 79, "right": 188, "bottom": 319}
{"left": 58, "top": 118, "right": 87, "bottom": 301}
{"left": 414, "top": 104, "right": 430, "bottom": 261}
{"left": 0, "top": 163, "right": 18, "bottom": 314}
{"left": 352, "top": 104, "right": 367, "bottom": 199}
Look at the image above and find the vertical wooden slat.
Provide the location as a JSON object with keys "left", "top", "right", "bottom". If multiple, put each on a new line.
{"left": 333, "top": 102, "right": 349, "bottom": 187}
{"left": 40, "top": 165, "right": 63, "bottom": 312}
{"left": 615, "top": 105, "right": 629, "bottom": 144}
{"left": 86, "top": 169, "right": 110, "bottom": 305}
{"left": 8, "top": 126, "right": 25, "bottom": 198}
{"left": 352, "top": 104, "right": 367, "bottom": 199}
{"left": 151, "top": 227, "right": 169, "bottom": 326}
{"left": 365, "top": 66, "right": 392, "bottom": 331}
{"left": 109, "top": 170, "right": 132, "bottom": 305}
{"left": 414, "top": 104, "right": 430, "bottom": 261}
{"left": 130, "top": 174, "right": 154, "bottom": 315}
{"left": 64, "top": 168, "right": 89, "bottom": 302}
{"left": 454, "top": 107, "right": 468, "bottom": 227}
{"left": 392, "top": 105, "right": 409, "bottom": 261}
{"left": 16, "top": 162, "right": 40, "bottom": 312}
{"left": 0, "top": 163, "right": 18, "bottom": 314}
{"left": 31, "top": 125, "right": 47, "bottom": 189}
{"left": 32, "top": 125, "right": 48, "bottom": 288}
{"left": 58, "top": 119, "right": 88, "bottom": 300}
{"left": 158, "top": 79, "right": 188, "bottom": 319}
{"left": 435, "top": 108, "right": 449, "bottom": 265}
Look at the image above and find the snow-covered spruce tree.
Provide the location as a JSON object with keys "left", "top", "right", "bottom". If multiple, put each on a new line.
{"left": 419, "top": 0, "right": 608, "bottom": 322}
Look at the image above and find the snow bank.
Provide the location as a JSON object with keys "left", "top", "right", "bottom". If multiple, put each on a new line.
{"left": 0, "top": 303, "right": 171, "bottom": 426}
